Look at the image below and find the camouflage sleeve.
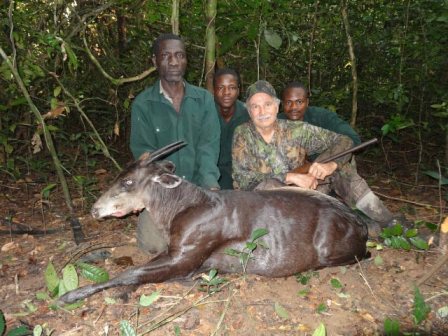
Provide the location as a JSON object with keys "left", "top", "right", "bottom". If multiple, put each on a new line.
{"left": 296, "top": 123, "right": 354, "bottom": 167}
{"left": 232, "top": 125, "right": 286, "bottom": 190}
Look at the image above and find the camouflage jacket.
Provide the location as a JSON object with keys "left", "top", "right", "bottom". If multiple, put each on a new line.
{"left": 232, "top": 119, "right": 353, "bottom": 190}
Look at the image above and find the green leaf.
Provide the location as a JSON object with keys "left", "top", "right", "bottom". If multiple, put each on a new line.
{"left": 120, "top": 320, "right": 137, "bottom": 336}
{"left": 250, "top": 228, "right": 269, "bottom": 241}
{"left": 62, "top": 264, "right": 78, "bottom": 291}
{"left": 297, "top": 288, "right": 309, "bottom": 297}
{"left": 389, "top": 224, "right": 403, "bottom": 236}
{"left": 5, "top": 325, "right": 32, "bottom": 336}
{"left": 312, "top": 323, "right": 326, "bottom": 336}
{"left": 245, "top": 242, "right": 257, "bottom": 252}
{"left": 366, "top": 241, "right": 377, "bottom": 248}
{"left": 63, "top": 300, "right": 84, "bottom": 310}
{"left": 264, "top": 29, "right": 282, "bottom": 49}
{"left": 0, "top": 310, "right": 5, "bottom": 335}
{"left": 64, "top": 42, "right": 79, "bottom": 71}
{"left": 41, "top": 183, "right": 57, "bottom": 199}
{"left": 23, "top": 300, "right": 37, "bottom": 313}
{"left": 274, "top": 302, "right": 289, "bottom": 319}
{"left": 35, "top": 292, "right": 50, "bottom": 301}
{"left": 384, "top": 317, "right": 400, "bottom": 336}
{"left": 224, "top": 248, "right": 241, "bottom": 257}
{"left": 53, "top": 86, "right": 62, "bottom": 97}
{"left": 33, "top": 325, "right": 43, "bottom": 336}
{"left": 174, "top": 325, "right": 181, "bottom": 336}
{"left": 405, "top": 228, "right": 418, "bottom": 238}
{"left": 330, "top": 278, "right": 343, "bottom": 289}
{"left": 50, "top": 97, "right": 58, "bottom": 110}
{"left": 409, "top": 237, "right": 429, "bottom": 250}
{"left": 413, "top": 287, "right": 430, "bottom": 325}
{"left": 396, "top": 236, "right": 411, "bottom": 251}
{"left": 76, "top": 262, "right": 109, "bottom": 283}
{"left": 437, "top": 306, "right": 448, "bottom": 318}
{"left": 104, "top": 297, "right": 117, "bottom": 305}
{"left": 44, "top": 262, "right": 60, "bottom": 295}
{"left": 422, "top": 171, "right": 448, "bottom": 185}
{"left": 336, "top": 292, "right": 351, "bottom": 299}
{"left": 139, "top": 291, "right": 160, "bottom": 307}
{"left": 58, "top": 281, "right": 67, "bottom": 298}
{"left": 374, "top": 255, "right": 384, "bottom": 266}
{"left": 316, "top": 303, "right": 328, "bottom": 314}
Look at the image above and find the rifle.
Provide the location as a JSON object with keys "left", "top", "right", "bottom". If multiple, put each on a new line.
{"left": 290, "top": 138, "right": 378, "bottom": 174}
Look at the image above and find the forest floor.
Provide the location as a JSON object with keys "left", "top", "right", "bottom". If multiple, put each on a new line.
{"left": 1, "top": 151, "right": 447, "bottom": 336}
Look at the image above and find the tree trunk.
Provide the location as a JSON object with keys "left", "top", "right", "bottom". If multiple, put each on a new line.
{"left": 341, "top": 0, "right": 358, "bottom": 128}
{"left": 171, "top": 0, "right": 179, "bottom": 35}
{"left": 117, "top": 10, "right": 127, "bottom": 57}
{"left": 307, "top": 0, "right": 319, "bottom": 96}
{"left": 205, "top": 0, "right": 217, "bottom": 92}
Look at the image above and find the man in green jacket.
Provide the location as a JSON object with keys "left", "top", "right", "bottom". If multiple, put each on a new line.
{"left": 213, "top": 68, "right": 249, "bottom": 189}
{"left": 280, "top": 81, "right": 399, "bottom": 231}
{"left": 130, "top": 33, "right": 221, "bottom": 253}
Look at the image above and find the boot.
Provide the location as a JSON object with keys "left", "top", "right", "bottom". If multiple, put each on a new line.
{"left": 355, "top": 191, "right": 394, "bottom": 228}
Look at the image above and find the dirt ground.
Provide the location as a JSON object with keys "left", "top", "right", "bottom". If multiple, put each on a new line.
{"left": 1, "top": 156, "right": 447, "bottom": 335}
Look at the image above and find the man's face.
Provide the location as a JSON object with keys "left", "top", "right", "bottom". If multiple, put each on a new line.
{"left": 152, "top": 39, "right": 187, "bottom": 83}
{"left": 247, "top": 92, "right": 279, "bottom": 130}
{"left": 214, "top": 74, "right": 239, "bottom": 110}
{"left": 282, "top": 87, "right": 309, "bottom": 121}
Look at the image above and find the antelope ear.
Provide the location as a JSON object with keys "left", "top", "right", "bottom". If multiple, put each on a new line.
{"left": 152, "top": 173, "right": 182, "bottom": 188}
{"left": 158, "top": 160, "right": 176, "bottom": 173}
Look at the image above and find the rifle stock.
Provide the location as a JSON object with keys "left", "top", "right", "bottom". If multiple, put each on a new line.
{"left": 290, "top": 138, "right": 378, "bottom": 174}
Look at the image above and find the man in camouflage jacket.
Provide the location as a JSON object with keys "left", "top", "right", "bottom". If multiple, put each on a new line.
{"left": 232, "top": 80, "right": 396, "bottom": 234}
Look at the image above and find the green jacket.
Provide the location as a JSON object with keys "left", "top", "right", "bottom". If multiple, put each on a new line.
{"left": 130, "top": 80, "right": 221, "bottom": 189}
{"left": 216, "top": 100, "right": 250, "bottom": 189}
{"left": 279, "top": 106, "right": 361, "bottom": 145}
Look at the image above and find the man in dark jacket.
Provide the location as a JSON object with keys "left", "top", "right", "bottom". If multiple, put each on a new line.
{"left": 213, "top": 68, "right": 249, "bottom": 189}
{"left": 280, "top": 81, "right": 398, "bottom": 231}
{"left": 130, "top": 33, "right": 220, "bottom": 253}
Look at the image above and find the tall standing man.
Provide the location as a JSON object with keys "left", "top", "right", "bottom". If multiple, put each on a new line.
{"left": 213, "top": 68, "right": 249, "bottom": 189}
{"left": 130, "top": 33, "right": 221, "bottom": 253}
{"left": 280, "top": 81, "right": 397, "bottom": 228}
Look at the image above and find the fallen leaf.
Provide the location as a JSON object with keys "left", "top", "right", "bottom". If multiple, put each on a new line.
{"left": 1, "top": 241, "right": 19, "bottom": 252}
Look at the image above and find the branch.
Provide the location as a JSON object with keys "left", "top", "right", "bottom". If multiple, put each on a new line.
{"left": 66, "top": 1, "right": 116, "bottom": 40}
{"left": 82, "top": 33, "right": 155, "bottom": 86}
{"left": 49, "top": 72, "right": 122, "bottom": 171}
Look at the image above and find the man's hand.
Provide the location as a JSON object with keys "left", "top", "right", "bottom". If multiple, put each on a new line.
{"left": 308, "top": 162, "right": 337, "bottom": 180}
{"left": 285, "top": 172, "right": 318, "bottom": 189}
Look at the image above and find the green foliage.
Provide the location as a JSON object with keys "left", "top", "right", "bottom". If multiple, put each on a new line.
{"left": 316, "top": 303, "right": 328, "bottom": 314}
{"left": 380, "top": 224, "right": 429, "bottom": 251}
{"left": 43, "top": 261, "right": 109, "bottom": 304}
{"left": 381, "top": 114, "right": 414, "bottom": 138}
{"left": 75, "top": 262, "right": 109, "bottom": 283}
{"left": 312, "top": 323, "right": 326, "bottom": 336}
{"left": 199, "top": 269, "right": 227, "bottom": 294}
{"left": 412, "top": 287, "right": 430, "bottom": 326}
{"left": 330, "top": 278, "right": 343, "bottom": 289}
{"left": 295, "top": 270, "right": 319, "bottom": 285}
{"left": 139, "top": 292, "right": 160, "bottom": 307}
{"left": 119, "top": 320, "right": 136, "bottom": 336}
{"left": 423, "top": 170, "right": 448, "bottom": 185}
{"left": 384, "top": 317, "right": 400, "bottom": 336}
{"left": 0, "top": 310, "right": 34, "bottom": 336}
{"left": 224, "top": 228, "right": 269, "bottom": 273}
{"left": 274, "top": 302, "right": 289, "bottom": 319}
{"left": 40, "top": 184, "right": 56, "bottom": 200}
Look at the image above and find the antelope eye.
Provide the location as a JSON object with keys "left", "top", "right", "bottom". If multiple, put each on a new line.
{"left": 122, "top": 178, "right": 134, "bottom": 187}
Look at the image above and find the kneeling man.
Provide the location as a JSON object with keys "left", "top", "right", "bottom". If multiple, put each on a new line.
{"left": 232, "top": 80, "right": 394, "bottom": 233}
